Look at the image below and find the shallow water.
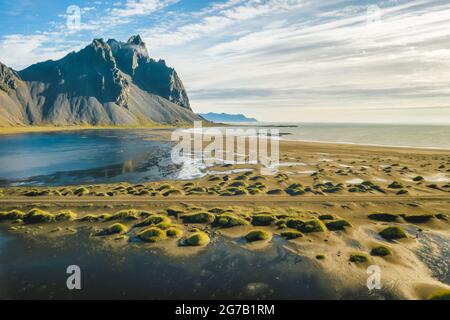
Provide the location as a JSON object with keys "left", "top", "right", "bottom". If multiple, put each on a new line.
{"left": 0, "top": 230, "right": 390, "bottom": 300}
{"left": 0, "top": 130, "right": 179, "bottom": 187}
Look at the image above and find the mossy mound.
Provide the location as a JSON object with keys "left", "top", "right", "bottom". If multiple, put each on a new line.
{"left": 74, "top": 187, "right": 90, "bottom": 196}
{"left": 155, "top": 222, "right": 172, "bottom": 230}
{"left": 298, "top": 219, "right": 326, "bottom": 233}
{"left": 251, "top": 214, "right": 276, "bottom": 226}
{"left": 379, "top": 226, "right": 407, "bottom": 240}
{"left": 286, "top": 218, "right": 304, "bottom": 229}
{"left": 181, "top": 231, "right": 210, "bottom": 246}
{"left": 267, "top": 189, "right": 284, "bottom": 195}
{"left": 244, "top": 229, "right": 271, "bottom": 242}
{"left": 213, "top": 214, "right": 248, "bottom": 228}
{"left": 163, "top": 189, "right": 183, "bottom": 197}
{"left": 402, "top": 214, "right": 434, "bottom": 224}
{"left": 166, "top": 227, "right": 183, "bottom": 238}
{"left": 0, "top": 209, "right": 25, "bottom": 221}
{"left": 167, "top": 208, "right": 184, "bottom": 216}
{"left": 97, "top": 223, "right": 129, "bottom": 236}
{"left": 79, "top": 214, "right": 102, "bottom": 222}
{"left": 138, "top": 227, "right": 167, "bottom": 243}
{"left": 435, "top": 213, "right": 448, "bottom": 221}
{"left": 370, "top": 246, "right": 392, "bottom": 257}
{"left": 388, "top": 181, "right": 404, "bottom": 189}
{"left": 349, "top": 253, "right": 369, "bottom": 264}
{"left": 280, "top": 230, "right": 303, "bottom": 240}
{"left": 55, "top": 210, "right": 77, "bottom": 221}
{"left": 136, "top": 214, "right": 171, "bottom": 227}
{"left": 23, "top": 208, "right": 55, "bottom": 224}
{"left": 180, "top": 212, "right": 215, "bottom": 224}
{"left": 319, "top": 214, "right": 336, "bottom": 221}
{"left": 108, "top": 209, "right": 140, "bottom": 221}
{"left": 325, "top": 219, "right": 352, "bottom": 231}
{"left": 368, "top": 213, "right": 399, "bottom": 222}
{"left": 427, "top": 290, "right": 450, "bottom": 300}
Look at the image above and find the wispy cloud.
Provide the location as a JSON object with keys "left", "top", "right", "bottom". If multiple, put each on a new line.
{"left": 0, "top": 0, "right": 449, "bottom": 123}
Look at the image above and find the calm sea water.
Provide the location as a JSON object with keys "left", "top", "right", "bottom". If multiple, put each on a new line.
{"left": 255, "top": 123, "right": 450, "bottom": 149}
{"left": 0, "top": 130, "right": 179, "bottom": 187}
{"left": 0, "top": 124, "right": 449, "bottom": 187}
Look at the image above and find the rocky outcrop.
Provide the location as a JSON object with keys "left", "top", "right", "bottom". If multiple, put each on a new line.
{"left": 0, "top": 35, "right": 199, "bottom": 127}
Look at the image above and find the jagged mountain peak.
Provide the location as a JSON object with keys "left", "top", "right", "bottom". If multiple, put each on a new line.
{"left": 0, "top": 35, "right": 199, "bottom": 127}
{"left": 127, "top": 34, "right": 145, "bottom": 45}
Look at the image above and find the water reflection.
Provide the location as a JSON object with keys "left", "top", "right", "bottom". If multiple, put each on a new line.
{"left": 0, "top": 130, "right": 180, "bottom": 187}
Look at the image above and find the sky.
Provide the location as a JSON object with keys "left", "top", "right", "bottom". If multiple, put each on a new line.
{"left": 0, "top": 0, "right": 449, "bottom": 124}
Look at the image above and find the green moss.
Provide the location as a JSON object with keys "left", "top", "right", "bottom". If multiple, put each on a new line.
{"left": 319, "top": 214, "right": 336, "bottom": 221}
{"left": 108, "top": 209, "right": 140, "bottom": 221}
{"left": 325, "top": 219, "right": 352, "bottom": 231}
{"left": 208, "top": 207, "right": 228, "bottom": 214}
{"left": 79, "top": 214, "right": 101, "bottom": 222}
{"left": 74, "top": 187, "right": 90, "bottom": 196}
{"left": 167, "top": 208, "right": 184, "bottom": 216}
{"left": 0, "top": 209, "right": 25, "bottom": 221}
{"left": 180, "top": 212, "right": 215, "bottom": 224}
{"left": 349, "top": 253, "right": 369, "bottom": 264}
{"left": 245, "top": 229, "right": 271, "bottom": 242}
{"left": 166, "top": 227, "right": 183, "bottom": 238}
{"left": 163, "top": 189, "right": 182, "bottom": 197}
{"left": 379, "top": 226, "right": 407, "bottom": 240}
{"left": 280, "top": 230, "right": 303, "bottom": 240}
{"left": 136, "top": 214, "right": 171, "bottom": 227}
{"left": 23, "top": 208, "right": 55, "bottom": 224}
{"left": 286, "top": 218, "right": 304, "bottom": 229}
{"left": 138, "top": 227, "right": 167, "bottom": 243}
{"left": 97, "top": 223, "right": 129, "bottom": 236}
{"left": 181, "top": 231, "right": 210, "bottom": 246}
{"left": 158, "top": 184, "right": 173, "bottom": 191}
{"left": 55, "top": 210, "right": 77, "bottom": 221}
{"left": 368, "top": 213, "right": 399, "bottom": 222}
{"left": 427, "top": 290, "right": 450, "bottom": 300}
{"left": 402, "top": 214, "right": 434, "bottom": 224}
{"left": 213, "top": 214, "right": 248, "bottom": 228}
{"left": 229, "top": 181, "right": 247, "bottom": 187}
{"left": 155, "top": 222, "right": 172, "bottom": 230}
{"left": 267, "top": 189, "right": 284, "bottom": 195}
{"left": 24, "top": 190, "right": 50, "bottom": 196}
{"left": 388, "top": 181, "right": 404, "bottom": 189}
{"left": 435, "top": 213, "right": 448, "bottom": 221}
{"left": 299, "top": 219, "right": 326, "bottom": 233}
{"left": 251, "top": 214, "right": 276, "bottom": 226}
{"left": 370, "top": 246, "right": 392, "bottom": 257}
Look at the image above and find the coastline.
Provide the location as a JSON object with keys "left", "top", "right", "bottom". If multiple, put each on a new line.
{"left": 2, "top": 124, "right": 450, "bottom": 153}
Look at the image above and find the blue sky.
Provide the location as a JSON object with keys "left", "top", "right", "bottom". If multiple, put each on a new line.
{"left": 1, "top": 0, "right": 449, "bottom": 123}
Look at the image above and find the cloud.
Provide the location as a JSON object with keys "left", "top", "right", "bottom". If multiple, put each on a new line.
{"left": 1, "top": 0, "right": 449, "bottom": 123}
{"left": 111, "top": 0, "right": 178, "bottom": 17}
{"left": 0, "top": 34, "right": 76, "bottom": 70}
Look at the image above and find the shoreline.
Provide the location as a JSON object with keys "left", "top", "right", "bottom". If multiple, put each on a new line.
{"left": 1, "top": 125, "right": 450, "bottom": 154}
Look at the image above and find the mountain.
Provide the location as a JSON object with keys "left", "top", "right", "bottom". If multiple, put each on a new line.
{"left": 0, "top": 35, "right": 201, "bottom": 127}
{"left": 199, "top": 112, "right": 257, "bottom": 123}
